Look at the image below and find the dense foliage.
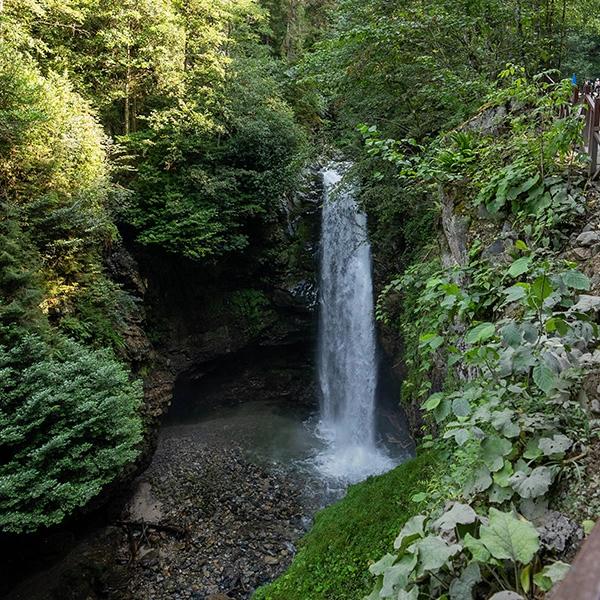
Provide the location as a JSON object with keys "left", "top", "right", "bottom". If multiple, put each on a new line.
{"left": 259, "top": 3, "right": 600, "bottom": 598}
{"left": 357, "top": 74, "right": 597, "bottom": 598}
{"left": 0, "top": 0, "right": 312, "bottom": 532}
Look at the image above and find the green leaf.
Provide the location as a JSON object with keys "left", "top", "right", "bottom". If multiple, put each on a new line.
{"left": 583, "top": 519, "right": 595, "bottom": 535}
{"left": 411, "top": 492, "right": 428, "bottom": 503}
{"left": 481, "top": 436, "right": 513, "bottom": 472}
{"left": 424, "top": 392, "right": 444, "bottom": 411}
{"left": 394, "top": 515, "right": 427, "bottom": 550}
{"left": 509, "top": 466, "right": 554, "bottom": 499}
{"left": 452, "top": 397, "right": 471, "bottom": 417}
{"left": 533, "top": 561, "right": 570, "bottom": 592}
{"left": 369, "top": 552, "right": 396, "bottom": 576}
{"left": 515, "top": 240, "right": 529, "bottom": 251}
{"left": 380, "top": 553, "right": 418, "bottom": 596}
{"left": 464, "top": 466, "right": 493, "bottom": 495}
{"left": 488, "top": 592, "right": 524, "bottom": 600}
{"left": 545, "top": 317, "right": 570, "bottom": 335}
{"left": 529, "top": 275, "right": 553, "bottom": 309}
{"left": 479, "top": 508, "right": 539, "bottom": 564}
{"left": 449, "top": 562, "right": 481, "bottom": 600}
{"left": 463, "top": 533, "right": 490, "bottom": 562}
{"left": 493, "top": 461, "right": 514, "bottom": 487}
{"left": 523, "top": 438, "right": 543, "bottom": 460}
{"left": 397, "top": 587, "right": 419, "bottom": 600}
{"left": 520, "top": 564, "right": 532, "bottom": 595}
{"left": 532, "top": 364, "right": 556, "bottom": 394}
{"left": 488, "top": 483, "right": 514, "bottom": 504}
{"left": 444, "top": 428, "right": 470, "bottom": 446}
{"left": 508, "top": 256, "right": 532, "bottom": 277}
{"left": 465, "top": 322, "right": 496, "bottom": 345}
{"left": 491, "top": 409, "right": 520, "bottom": 438}
{"left": 538, "top": 434, "right": 572, "bottom": 457}
{"left": 433, "top": 503, "right": 477, "bottom": 532}
{"left": 503, "top": 284, "right": 528, "bottom": 304}
{"left": 415, "top": 535, "right": 462, "bottom": 576}
{"left": 501, "top": 321, "right": 522, "bottom": 347}
{"left": 563, "top": 270, "right": 591, "bottom": 291}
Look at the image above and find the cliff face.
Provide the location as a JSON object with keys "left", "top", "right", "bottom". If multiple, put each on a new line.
{"left": 108, "top": 166, "right": 323, "bottom": 455}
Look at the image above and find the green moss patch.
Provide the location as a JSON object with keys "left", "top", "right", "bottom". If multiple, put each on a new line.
{"left": 254, "top": 451, "right": 440, "bottom": 600}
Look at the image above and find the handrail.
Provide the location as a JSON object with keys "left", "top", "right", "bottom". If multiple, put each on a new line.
{"left": 566, "top": 82, "right": 600, "bottom": 179}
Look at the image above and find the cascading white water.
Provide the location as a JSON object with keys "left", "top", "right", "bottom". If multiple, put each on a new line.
{"left": 315, "top": 167, "right": 395, "bottom": 483}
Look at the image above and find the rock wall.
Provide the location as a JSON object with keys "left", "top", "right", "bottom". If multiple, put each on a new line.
{"left": 109, "top": 165, "right": 323, "bottom": 456}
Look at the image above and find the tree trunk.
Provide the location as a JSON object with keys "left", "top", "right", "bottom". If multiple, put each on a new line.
{"left": 125, "top": 44, "right": 131, "bottom": 135}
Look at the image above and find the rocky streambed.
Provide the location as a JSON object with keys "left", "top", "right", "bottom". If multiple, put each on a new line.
{"left": 116, "top": 428, "right": 312, "bottom": 599}
{"left": 4, "top": 398, "right": 326, "bottom": 600}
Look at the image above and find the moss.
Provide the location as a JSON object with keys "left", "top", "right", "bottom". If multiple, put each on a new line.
{"left": 253, "top": 451, "right": 441, "bottom": 600}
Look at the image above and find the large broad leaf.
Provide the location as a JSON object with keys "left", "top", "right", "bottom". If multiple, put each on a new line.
{"left": 380, "top": 553, "right": 417, "bottom": 597}
{"left": 509, "top": 466, "right": 554, "bottom": 499}
{"left": 519, "top": 497, "right": 549, "bottom": 521}
{"left": 415, "top": 535, "right": 462, "bottom": 576}
{"left": 452, "top": 397, "right": 471, "bottom": 417}
{"left": 397, "top": 587, "right": 419, "bottom": 600}
{"left": 491, "top": 409, "right": 520, "bottom": 438}
{"left": 529, "top": 276, "right": 553, "bottom": 309}
{"left": 538, "top": 434, "right": 572, "bottom": 457}
{"left": 363, "top": 580, "right": 382, "bottom": 600}
{"left": 532, "top": 363, "right": 556, "bottom": 394}
{"left": 465, "top": 322, "right": 496, "bottom": 345}
{"left": 511, "top": 346, "right": 537, "bottom": 373}
{"left": 493, "top": 461, "right": 514, "bottom": 487}
{"left": 369, "top": 553, "right": 396, "bottom": 576}
{"left": 424, "top": 392, "right": 444, "bottom": 411}
{"left": 481, "top": 436, "right": 513, "bottom": 472}
{"left": 501, "top": 321, "right": 522, "bottom": 347}
{"left": 463, "top": 533, "right": 490, "bottom": 562}
{"left": 508, "top": 257, "right": 532, "bottom": 278}
{"left": 503, "top": 284, "right": 529, "bottom": 304}
{"left": 479, "top": 508, "right": 539, "bottom": 564}
{"left": 488, "top": 592, "right": 524, "bottom": 600}
{"left": 433, "top": 503, "right": 477, "bottom": 532}
{"left": 533, "top": 561, "right": 570, "bottom": 592}
{"left": 449, "top": 562, "right": 482, "bottom": 600}
{"left": 562, "top": 270, "right": 591, "bottom": 291}
{"left": 465, "top": 466, "right": 493, "bottom": 495}
{"left": 489, "top": 483, "right": 514, "bottom": 504}
{"left": 444, "top": 427, "right": 470, "bottom": 446}
{"left": 571, "top": 295, "right": 600, "bottom": 313}
{"left": 394, "top": 515, "right": 427, "bottom": 550}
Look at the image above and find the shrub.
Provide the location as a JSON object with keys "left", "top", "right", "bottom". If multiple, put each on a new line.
{"left": 0, "top": 331, "right": 143, "bottom": 533}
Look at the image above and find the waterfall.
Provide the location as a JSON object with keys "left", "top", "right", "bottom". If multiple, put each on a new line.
{"left": 315, "top": 166, "right": 395, "bottom": 483}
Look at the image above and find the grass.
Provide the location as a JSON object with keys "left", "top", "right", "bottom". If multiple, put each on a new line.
{"left": 253, "top": 451, "right": 441, "bottom": 600}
